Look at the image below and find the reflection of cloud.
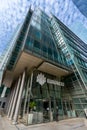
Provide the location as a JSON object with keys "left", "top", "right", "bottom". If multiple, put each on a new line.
{"left": 70, "top": 22, "right": 87, "bottom": 44}
{"left": 72, "top": 0, "right": 87, "bottom": 18}
{"left": 0, "top": 0, "right": 87, "bottom": 54}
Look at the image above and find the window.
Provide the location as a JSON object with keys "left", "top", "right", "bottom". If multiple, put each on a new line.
{"left": 50, "top": 40, "right": 55, "bottom": 48}
{"left": 42, "top": 46, "right": 47, "bottom": 53}
{"left": 83, "top": 71, "right": 87, "bottom": 79}
{"left": 42, "top": 34, "right": 46, "bottom": 43}
{"left": 48, "top": 47, "right": 52, "bottom": 56}
{"left": 34, "top": 40, "right": 40, "bottom": 49}
{"left": 53, "top": 51, "right": 58, "bottom": 61}
{"left": 18, "top": 32, "right": 24, "bottom": 41}
{"left": 35, "top": 30, "right": 41, "bottom": 40}
{"left": 28, "top": 25, "right": 33, "bottom": 35}
{"left": 26, "top": 36, "right": 33, "bottom": 47}
{"left": 42, "top": 46, "right": 47, "bottom": 56}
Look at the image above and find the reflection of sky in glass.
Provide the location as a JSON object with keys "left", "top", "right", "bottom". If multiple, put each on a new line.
{"left": 0, "top": 0, "right": 87, "bottom": 54}
{"left": 72, "top": 0, "right": 87, "bottom": 18}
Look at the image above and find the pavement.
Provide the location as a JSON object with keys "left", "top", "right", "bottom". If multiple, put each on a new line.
{"left": 0, "top": 116, "right": 87, "bottom": 130}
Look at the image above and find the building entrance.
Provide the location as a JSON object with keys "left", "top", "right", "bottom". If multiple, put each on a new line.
{"left": 63, "top": 100, "right": 76, "bottom": 118}
{"left": 27, "top": 97, "right": 62, "bottom": 124}
{"left": 19, "top": 72, "right": 71, "bottom": 125}
{"left": 42, "top": 99, "right": 59, "bottom": 122}
{"left": 43, "top": 100, "right": 50, "bottom": 122}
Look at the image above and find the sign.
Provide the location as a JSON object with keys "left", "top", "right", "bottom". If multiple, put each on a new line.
{"left": 36, "top": 73, "right": 46, "bottom": 86}
{"left": 47, "top": 79, "right": 64, "bottom": 86}
{"left": 36, "top": 73, "right": 64, "bottom": 86}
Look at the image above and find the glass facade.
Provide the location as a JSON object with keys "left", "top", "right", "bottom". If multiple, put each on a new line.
{"left": 24, "top": 8, "right": 68, "bottom": 67}
{"left": 7, "top": 9, "right": 32, "bottom": 70}
{"left": 51, "top": 16, "right": 87, "bottom": 87}
{"left": 64, "top": 74, "right": 87, "bottom": 117}
{"left": 7, "top": 8, "right": 68, "bottom": 71}
{"left": 50, "top": 15, "right": 87, "bottom": 117}
{"left": 1, "top": 8, "right": 87, "bottom": 125}
{"left": 19, "top": 71, "right": 73, "bottom": 125}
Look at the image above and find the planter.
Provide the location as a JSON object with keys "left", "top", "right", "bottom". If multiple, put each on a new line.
{"left": 37, "top": 112, "right": 43, "bottom": 123}
{"left": 71, "top": 110, "right": 76, "bottom": 117}
{"left": 28, "top": 113, "right": 33, "bottom": 125}
{"left": 33, "top": 112, "right": 38, "bottom": 123}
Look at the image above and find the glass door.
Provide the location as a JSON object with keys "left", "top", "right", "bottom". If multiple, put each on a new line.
{"left": 63, "top": 100, "right": 73, "bottom": 119}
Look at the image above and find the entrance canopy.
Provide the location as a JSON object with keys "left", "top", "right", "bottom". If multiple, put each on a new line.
{"left": 38, "top": 62, "right": 70, "bottom": 77}
{"left": 2, "top": 51, "right": 72, "bottom": 87}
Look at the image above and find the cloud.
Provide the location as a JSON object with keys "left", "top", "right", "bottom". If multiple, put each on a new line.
{"left": 0, "top": 0, "right": 87, "bottom": 55}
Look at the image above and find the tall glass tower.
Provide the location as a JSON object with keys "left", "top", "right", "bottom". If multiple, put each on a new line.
{"left": 1, "top": 8, "right": 87, "bottom": 125}
{"left": 0, "top": 24, "right": 22, "bottom": 107}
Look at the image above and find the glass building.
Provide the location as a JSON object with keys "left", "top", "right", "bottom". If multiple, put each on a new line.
{"left": 1, "top": 8, "right": 87, "bottom": 125}
{"left": 0, "top": 24, "right": 22, "bottom": 108}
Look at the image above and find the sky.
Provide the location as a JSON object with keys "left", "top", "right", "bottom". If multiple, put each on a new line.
{"left": 0, "top": 0, "right": 87, "bottom": 55}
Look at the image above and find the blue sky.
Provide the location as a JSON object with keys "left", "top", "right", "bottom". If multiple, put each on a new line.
{"left": 0, "top": 0, "right": 87, "bottom": 54}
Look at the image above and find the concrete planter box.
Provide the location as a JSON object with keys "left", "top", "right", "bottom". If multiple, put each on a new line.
{"left": 28, "top": 113, "right": 33, "bottom": 125}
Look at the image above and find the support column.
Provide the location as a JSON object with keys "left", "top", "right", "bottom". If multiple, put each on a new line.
{"left": 13, "top": 70, "right": 25, "bottom": 124}
{"left": 1, "top": 86, "right": 7, "bottom": 98}
{"left": 7, "top": 86, "right": 16, "bottom": 118}
{"left": 6, "top": 87, "right": 14, "bottom": 114}
{"left": 9, "top": 77, "right": 21, "bottom": 120}
{"left": 26, "top": 72, "right": 33, "bottom": 125}
{"left": 23, "top": 77, "right": 30, "bottom": 117}
{"left": 5, "top": 92, "right": 12, "bottom": 114}
{"left": 49, "top": 99, "right": 52, "bottom": 121}
{"left": 27, "top": 73, "right": 33, "bottom": 113}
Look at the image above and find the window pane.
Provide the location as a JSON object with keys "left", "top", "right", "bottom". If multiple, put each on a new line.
{"left": 34, "top": 40, "right": 40, "bottom": 49}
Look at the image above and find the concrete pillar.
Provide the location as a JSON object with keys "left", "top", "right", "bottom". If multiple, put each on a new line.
{"left": 9, "top": 77, "right": 21, "bottom": 120}
{"left": 13, "top": 71, "right": 25, "bottom": 124}
{"left": 23, "top": 78, "right": 30, "bottom": 117}
{"left": 27, "top": 73, "right": 33, "bottom": 113}
{"left": 7, "top": 86, "right": 16, "bottom": 118}
{"left": 22, "top": 89, "right": 25, "bottom": 99}
{"left": 49, "top": 99, "right": 52, "bottom": 121}
{"left": 26, "top": 72, "right": 33, "bottom": 125}
{"left": 6, "top": 87, "right": 14, "bottom": 114}
{"left": 5, "top": 95, "right": 11, "bottom": 114}
{"left": 1, "top": 86, "right": 7, "bottom": 98}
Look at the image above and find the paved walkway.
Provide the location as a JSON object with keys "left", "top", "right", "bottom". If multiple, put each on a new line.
{"left": 0, "top": 116, "right": 87, "bottom": 130}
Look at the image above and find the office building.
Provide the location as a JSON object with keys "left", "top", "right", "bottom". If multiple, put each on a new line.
{"left": 1, "top": 8, "right": 87, "bottom": 125}
{"left": 0, "top": 24, "right": 22, "bottom": 108}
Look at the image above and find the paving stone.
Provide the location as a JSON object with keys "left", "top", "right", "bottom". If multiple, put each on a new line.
{"left": 0, "top": 117, "right": 87, "bottom": 130}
